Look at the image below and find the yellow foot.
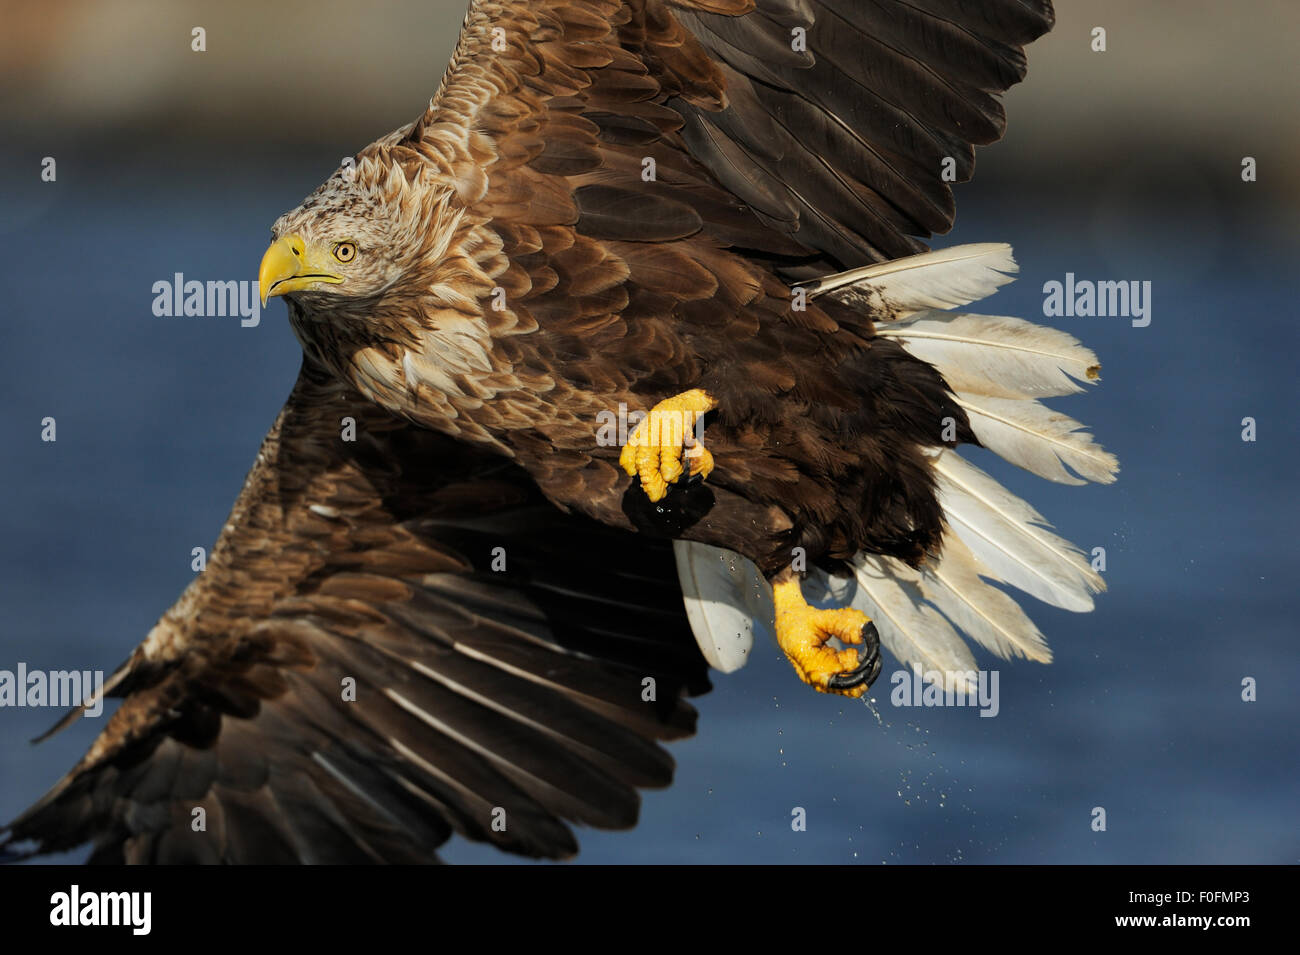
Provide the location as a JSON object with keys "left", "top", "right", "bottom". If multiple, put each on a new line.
{"left": 619, "top": 388, "right": 717, "bottom": 503}
{"left": 772, "top": 577, "right": 882, "bottom": 698}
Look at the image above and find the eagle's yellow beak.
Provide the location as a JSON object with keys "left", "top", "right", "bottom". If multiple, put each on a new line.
{"left": 258, "top": 234, "right": 343, "bottom": 306}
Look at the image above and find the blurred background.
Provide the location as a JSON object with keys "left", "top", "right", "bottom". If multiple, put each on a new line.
{"left": 0, "top": 0, "right": 1296, "bottom": 864}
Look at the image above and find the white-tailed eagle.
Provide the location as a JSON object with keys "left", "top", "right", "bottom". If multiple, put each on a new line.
{"left": 4, "top": 0, "right": 1116, "bottom": 863}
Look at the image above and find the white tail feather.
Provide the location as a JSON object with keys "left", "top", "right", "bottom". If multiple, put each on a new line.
{"left": 876, "top": 312, "right": 1100, "bottom": 399}
{"left": 933, "top": 450, "right": 1103, "bottom": 612}
{"left": 803, "top": 243, "right": 1018, "bottom": 316}
{"left": 917, "top": 534, "right": 1051, "bottom": 663}
{"left": 955, "top": 393, "right": 1119, "bottom": 485}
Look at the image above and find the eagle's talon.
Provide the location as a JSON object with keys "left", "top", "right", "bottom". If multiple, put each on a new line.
{"left": 619, "top": 389, "right": 717, "bottom": 503}
{"left": 827, "top": 628, "right": 882, "bottom": 690}
{"left": 771, "top": 577, "right": 882, "bottom": 698}
{"left": 684, "top": 442, "right": 714, "bottom": 479}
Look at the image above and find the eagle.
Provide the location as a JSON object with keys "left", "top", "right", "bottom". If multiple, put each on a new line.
{"left": 3, "top": 0, "right": 1116, "bottom": 863}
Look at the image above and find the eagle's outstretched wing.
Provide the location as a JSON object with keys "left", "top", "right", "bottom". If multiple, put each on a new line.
{"left": 413, "top": 0, "right": 1054, "bottom": 271}
{"left": 2, "top": 364, "right": 707, "bottom": 863}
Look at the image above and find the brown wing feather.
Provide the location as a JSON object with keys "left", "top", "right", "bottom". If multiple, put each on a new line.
{"left": 2, "top": 363, "right": 707, "bottom": 864}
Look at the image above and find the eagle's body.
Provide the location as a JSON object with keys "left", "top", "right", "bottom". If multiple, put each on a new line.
{"left": 4, "top": 0, "right": 1118, "bottom": 863}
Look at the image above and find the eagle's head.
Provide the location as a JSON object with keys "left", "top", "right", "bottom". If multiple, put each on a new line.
{"left": 258, "top": 149, "right": 464, "bottom": 319}
{"left": 257, "top": 144, "right": 505, "bottom": 430}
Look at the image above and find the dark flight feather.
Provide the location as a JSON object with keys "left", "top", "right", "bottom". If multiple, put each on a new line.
{"left": 2, "top": 366, "right": 708, "bottom": 863}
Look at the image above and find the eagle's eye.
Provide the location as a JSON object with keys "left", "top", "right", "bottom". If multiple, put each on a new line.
{"left": 333, "top": 241, "right": 357, "bottom": 263}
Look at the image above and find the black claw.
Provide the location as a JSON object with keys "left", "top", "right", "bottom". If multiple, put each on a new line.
{"left": 680, "top": 468, "right": 706, "bottom": 488}
{"left": 828, "top": 621, "right": 883, "bottom": 691}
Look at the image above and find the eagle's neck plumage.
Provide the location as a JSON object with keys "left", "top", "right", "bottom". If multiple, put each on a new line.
{"left": 283, "top": 173, "right": 571, "bottom": 457}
